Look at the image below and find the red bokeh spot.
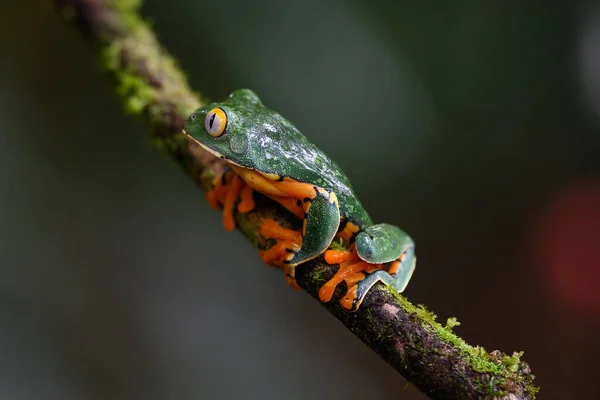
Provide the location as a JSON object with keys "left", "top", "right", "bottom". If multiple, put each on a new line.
{"left": 535, "top": 180, "right": 600, "bottom": 311}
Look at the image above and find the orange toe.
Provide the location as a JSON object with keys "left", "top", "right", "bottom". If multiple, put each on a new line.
{"left": 238, "top": 184, "right": 255, "bottom": 213}
{"left": 222, "top": 175, "right": 244, "bottom": 231}
{"left": 261, "top": 242, "right": 297, "bottom": 265}
{"left": 318, "top": 261, "right": 369, "bottom": 303}
{"left": 206, "top": 189, "right": 221, "bottom": 209}
{"left": 283, "top": 265, "right": 300, "bottom": 290}
{"left": 341, "top": 285, "right": 359, "bottom": 311}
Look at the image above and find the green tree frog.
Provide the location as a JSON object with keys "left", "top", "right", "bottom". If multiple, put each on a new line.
{"left": 183, "top": 89, "right": 416, "bottom": 311}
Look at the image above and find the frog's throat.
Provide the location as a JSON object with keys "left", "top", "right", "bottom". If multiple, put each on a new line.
{"left": 183, "top": 129, "right": 279, "bottom": 182}
{"left": 183, "top": 129, "right": 243, "bottom": 168}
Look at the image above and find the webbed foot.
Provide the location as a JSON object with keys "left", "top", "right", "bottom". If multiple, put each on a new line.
{"left": 319, "top": 247, "right": 378, "bottom": 310}
{"left": 320, "top": 239, "right": 416, "bottom": 311}
{"left": 341, "top": 255, "right": 415, "bottom": 311}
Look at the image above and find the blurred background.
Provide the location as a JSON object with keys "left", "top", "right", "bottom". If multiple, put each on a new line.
{"left": 1, "top": 0, "right": 599, "bottom": 399}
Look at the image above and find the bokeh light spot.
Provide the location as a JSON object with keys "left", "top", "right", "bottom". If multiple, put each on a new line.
{"left": 534, "top": 180, "right": 600, "bottom": 311}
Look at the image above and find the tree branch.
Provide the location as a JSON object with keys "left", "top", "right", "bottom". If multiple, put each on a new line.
{"left": 51, "top": 1, "right": 538, "bottom": 398}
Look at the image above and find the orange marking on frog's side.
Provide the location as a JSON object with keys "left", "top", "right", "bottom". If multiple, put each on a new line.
{"left": 231, "top": 165, "right": 319, "bottom": 201}
{"left": 338, "top": 221, "right": 360, "bottom": 242}
{"left": 267, "top": 195, "right": 305, "bottom": 219}
{"left": 388, "top": 260, "right": 401, "bottom": 277}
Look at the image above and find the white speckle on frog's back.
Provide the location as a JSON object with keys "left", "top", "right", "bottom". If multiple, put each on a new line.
{"left": 258, "top": 135, "right": 273, "bottom": 147}
{"left": 264, "top": 123, "right": 277, "bottom": 132}
{"left": 300, "top": 147, "right": 318, "bottom": 163}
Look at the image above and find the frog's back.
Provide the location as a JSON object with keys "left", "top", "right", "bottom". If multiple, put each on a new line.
{"left": 249, "top": 111, "right": 372, "bottom": 227}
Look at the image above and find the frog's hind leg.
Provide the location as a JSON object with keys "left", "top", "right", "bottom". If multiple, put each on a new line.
{"left": 341, "top": 251, "right": 416, "bottom": 311}
{"left": 320, "top": 223, "right": 416, "bottom": 311}
{"left": 338, "top": 224, "right": 416, "bottom": 311}
{"left": 319, "top": 249, "right": 368, "bottom": 303}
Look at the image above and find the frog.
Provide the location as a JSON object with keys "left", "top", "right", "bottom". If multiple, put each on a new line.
{"left": 183, "top": 89, "right": 416, "bottom": 311}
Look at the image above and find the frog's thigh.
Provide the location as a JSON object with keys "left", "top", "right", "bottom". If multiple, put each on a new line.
{"left": 355, "top": 223, "right": 414, "bottom": 264}
{"left": 288, "top": 187, "right": 341, "bottom": 265}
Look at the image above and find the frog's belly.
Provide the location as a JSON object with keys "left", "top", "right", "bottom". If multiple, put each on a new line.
{"left": 230, "top": 165, "right": 319, "bottom": 219}
{"left": 231, "top": 165, "right": 318, "bottom": 199}
{"left": 231, "top": 164, "right": 368, "bottom": 237}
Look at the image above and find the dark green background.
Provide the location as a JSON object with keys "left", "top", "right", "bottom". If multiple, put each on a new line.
{"left": 1, "top": 1, "right": 599, "bottom": 399}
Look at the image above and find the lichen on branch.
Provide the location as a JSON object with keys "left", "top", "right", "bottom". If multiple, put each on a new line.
{"left": 51, "top": 1, "right": 538, "bottom": 398}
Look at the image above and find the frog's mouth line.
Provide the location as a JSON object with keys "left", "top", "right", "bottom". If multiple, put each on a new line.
{"left": 182, "top": 129, "right": 244, "bottom": 168}
{"left": 182, "top": 129, "right": 224, "bottom": 158}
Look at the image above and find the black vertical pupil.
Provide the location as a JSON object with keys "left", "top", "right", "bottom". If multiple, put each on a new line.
{"left": 209, "top": 113, "right": 216, "bottom": 129}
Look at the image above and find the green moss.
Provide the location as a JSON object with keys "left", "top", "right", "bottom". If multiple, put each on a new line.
{"left": 102, "top": 39, "right": 159, "bottom": 117}
{"left": 468, "top": 347, "right": 503, "bottom": 375}
{"left": 386, "top": 288, "right": 525, "bottom": 380}
{"left": 502, "top": 351, "right": 524, "bottom": 373}
{"left": 309, "top": 267, "right": 329, "bottom": 286}
{"left": 328, "top": 237, "right": 345, "bottom": 251}
{"left": 101, "top": 4, "right": 199, "bottom": 124}
{"left": 364, "top": 286, "right": 535, "bottom": 395}
{"left": 110, "top": 0, "right": 145, "bottom": 31}
{"left": 445, "top": 317, "right": 461, "bottom": 331}
{"left": 118, "top": 71, "right": 158, "bottom": 114}
{"left": 412, "top": 302, "right": 438, "bottom": 323}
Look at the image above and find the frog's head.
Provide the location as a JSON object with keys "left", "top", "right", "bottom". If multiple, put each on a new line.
{"left": 184, "top": 89, "right": 269, "bottom": 169}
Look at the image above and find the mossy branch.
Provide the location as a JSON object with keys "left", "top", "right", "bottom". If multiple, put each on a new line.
{"left": 52, "top": 1, "right": 538, "bottom": 398}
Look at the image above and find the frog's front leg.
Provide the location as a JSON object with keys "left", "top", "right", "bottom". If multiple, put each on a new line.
{"left": 342, "top": 244, "right": 416, "bottom": 311}
{"left": 206, "top": 169, "right": 255, "bottom": 231}
{"left": 260, "top": 219, "right": 302, "bottom": 289}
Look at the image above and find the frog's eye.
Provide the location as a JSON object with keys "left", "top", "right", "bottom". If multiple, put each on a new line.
{"left": 205, "top": 107, "right": 227, "bottom": 137}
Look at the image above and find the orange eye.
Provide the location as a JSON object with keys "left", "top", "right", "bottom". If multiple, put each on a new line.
{"left": 205, "top": 107, "right": 227, "bottom": 137}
